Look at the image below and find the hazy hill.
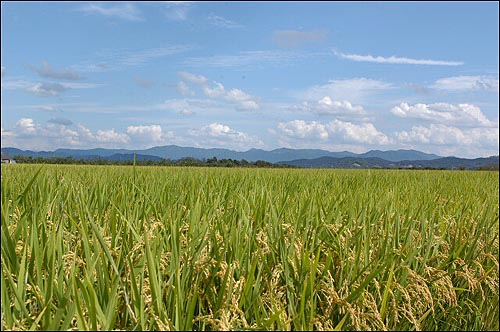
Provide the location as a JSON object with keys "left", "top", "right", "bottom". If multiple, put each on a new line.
{"left": 1, "top": 146, "right": 442, "bottom": 163}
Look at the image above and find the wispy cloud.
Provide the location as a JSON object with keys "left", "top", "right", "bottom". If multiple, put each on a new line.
{"left": 299, "top": 78, "right": 393, "bottom": 103}
{"left": 431, "top": 75, "right": 499, "bottom": 92}
{"left": 29, "top": 61, "right": 82, "bottom": 80}
{"left": 273, "top": 30, "right": 327, "bottom": 48}
{"left": 48, "top": 117, "right": 73, "bottom": 126}
{"left": 75, "top": 45, "right": 193, "bottom": 72}
{"left": 184, "top": 50, "right": 327, "bottom": 69}
{"left": 78, "top": 3, "right": 143, "bottom": 21}
{"left": 26, "top": 83, "right": 67, "bottom": 97}
{"left": 165, "top": 2, "right": 191, "bottom": 21}
{"left": 206, "top": 14, "right": 243, "bottom": 29}
{"left": 334, "top": 50, "right": 464, "bottom": 66}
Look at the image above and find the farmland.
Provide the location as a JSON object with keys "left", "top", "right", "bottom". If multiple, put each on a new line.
{"left": 1, "top": 164, "right": 498, "bottom": 330}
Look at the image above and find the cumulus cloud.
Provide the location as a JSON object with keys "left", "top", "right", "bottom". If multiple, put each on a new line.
{"left": 79, "top": 3, "right": 143, "bottom": 21}
{"left": 15, "top": 118, "right": 37, "bottom": 134}
{"left": 95, "top": 129, "right": 130, "bottom": 144}
{"left": 278, "top": 120, "right": 329, "bottom": 140}
{"left": 293, "top": 97, "right": 365, "bottom": 116}
{"left": 29, "top": 61, "right": 82, "bottom": 80}
{"left": 273, "top": 30, "right": 327, "bottom": 48}
{"left": 334, "top": 50, "right": 464, "bottom": 66}
{"left": 391, "top": 102, "right": 495, "bottom": 127}
{"left": 6, "top": 118, "right": 136, "bottom": 150}
{"left": 203, "top": 82, "right": 260, "bottom": 110}
{"left": 396, "top": 124, "right": 499, "bottom": 148}
{"left": 431, "top": 76, "right": 499, "bottom": 92}
{"left": 278, "top": 119, "right": 391, "bottom": 145}
{"left": 26, "top": 82, "right": 67, "bottom": 97}
{"left": 127, "top": 125, "right": 164, "bottom": 143}
{"left": 177, "top": 71, "right": 260, "bottom": 110}
{"left": 327, "top": 119, "right": 392, "bottom": 145}
{"left": 189, "top": 122, "right": 263, "bottom": 150}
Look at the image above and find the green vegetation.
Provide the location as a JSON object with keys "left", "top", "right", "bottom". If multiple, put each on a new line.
{"left": 12, "top": 155, "right": 296, "bottom": 168}
{"left": 1, "top": 164, "right": 498, "bottom": 330}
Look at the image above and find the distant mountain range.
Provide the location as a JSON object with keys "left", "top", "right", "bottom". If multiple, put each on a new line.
{"left": 1, "top": 145, "right": 441, "bottom": 162}
{"left": 1, "top": 145, "right": 498, "bottom": 170}
{"left": 278, "top": 156, "right": 500, "bottom": 170}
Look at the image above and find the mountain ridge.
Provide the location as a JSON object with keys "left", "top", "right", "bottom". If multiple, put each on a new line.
{"left": 1, "top": 145, "right": 443, "bottom": 163}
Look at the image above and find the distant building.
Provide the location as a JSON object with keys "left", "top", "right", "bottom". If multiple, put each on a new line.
{"left": 1, "top": 152, "right": 16, "bottom": 164}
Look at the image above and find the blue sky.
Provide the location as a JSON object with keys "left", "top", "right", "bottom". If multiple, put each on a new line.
{"left": 1, "top": 1, "right": 498, "bottom": 158}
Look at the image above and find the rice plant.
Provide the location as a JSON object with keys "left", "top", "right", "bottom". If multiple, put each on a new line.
{"left": 1, "top": 164, "right": 498, "bottom": 330}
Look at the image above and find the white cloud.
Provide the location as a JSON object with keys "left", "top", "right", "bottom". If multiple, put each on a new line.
{"left": 326, "top": 119, "right": 392, "bottom": 145}
{"left": 6, "top": 118, "right": 134, "bottom": 150}
{"left": 177, "top": 81, "right": 194, "bottom": 96}
{"left": 1, "top": 79, "right": 32, "bottom": 90}
{"left": 1, "top": 127, "right": 15, "bottom": 138}
{"left": 189, "top": 122, "right": 264, "bottom": 150}
{"left": 3, "top": 79, "right": 99, "bottom": 92}
{"left": 178, "top": 71, "right": 260, "bottom": 110}
{"left": 207, "top": 14, "right": 243, "bottom": 29}
{"left": 29, "top": 61, "right": 82, "bottom": 80}
{"left": 75, "top": 46, "right": 193, "bottom": 72}
{"left": 334, "top": 50, "right": 464, "bottom": 66}
{"left": 203, "top": 82, "right": 260, "bottom": 110}
{"left": 273, "top": 30, "right": 327, "bottom": 48}
{"left": 300, "top": 78, "right": 392, "bottom": 102}
{"left": 1, "top": 66, "right": 5, "bottom": 78}
{"left": 396, "top": 124, "right": 499, "bottom": 149}
{"left": 183, "top": 50, "right": 326, "bottom": 69}
{"left": 431, "top": 76, "right": 499, "bottom": 92}
{"left": 278, "top": 120, "right": 329, "bottom": 140}
{"left": 278, "top": 119, "right": 391, "bottom": 145}
{"left": 127, "top": 125, "right": 164, "bottom": 143}
{"left": 202, "top": 82, "right": 226, "bottom": 98}
{"left": 294, "top": 97, "right": 365, "bottom": 116}
{"left": 48, "top": 118, "right": 73, "bottom": 126}
{"left": 15, "top": 118, "right": 37, "bottom": 134}
{"left": 79, "top": 3, "right": 143, "bottom": 21}
{"left": 120, "top": 46, "right": 192, "bottom": 66}
{"left": 178, "top": 71, "right": 208, "bottom": 85}
{"left": 177, "top": 109, "right": 195, "bottom": 115}
{"left": 165, "top": 2, "right": 191, "bottom": 21}
{"left": 26, "top": 82, "right": 67, "bottom": 97}
{"left": 391, "top": 102, "right": 495, "bottom": 127}
{"left": 95, "top": 129, "right": 130, "bottom": 143}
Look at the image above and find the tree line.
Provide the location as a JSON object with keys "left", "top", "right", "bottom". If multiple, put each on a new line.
{"left": 11, "top": 155, "right": 298, "bottom": 168}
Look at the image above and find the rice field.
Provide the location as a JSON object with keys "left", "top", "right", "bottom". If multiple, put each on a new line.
{"left": 1, "top": 164, "right": 498, "bottom": 330}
